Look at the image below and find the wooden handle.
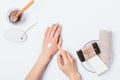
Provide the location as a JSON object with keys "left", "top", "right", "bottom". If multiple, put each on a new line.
{"left": 16, "top": 0, "right": 34, "bottom": 17}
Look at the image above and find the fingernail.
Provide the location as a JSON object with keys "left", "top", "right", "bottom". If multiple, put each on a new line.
{"left": 56, "top": 23, "right": 59, "bottom": 25}
{"left": 59, "top": 24, "right": 62, "bottom": 27}
{"left": 52, "top": 24, "right": 55, "bottom": 27}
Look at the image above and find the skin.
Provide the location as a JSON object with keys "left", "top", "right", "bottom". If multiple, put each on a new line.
{"left": 25, "top": 24, "right": 81, "bottom": 80}
{"left": 57, "top": 46, "right": 81, "bottom": 80}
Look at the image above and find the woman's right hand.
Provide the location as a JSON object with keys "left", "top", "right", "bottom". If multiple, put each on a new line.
{"left": 57, "top": 46, "right": 81, "bottom": 80}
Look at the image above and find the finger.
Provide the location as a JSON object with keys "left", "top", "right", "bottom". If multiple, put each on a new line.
{"left": 57, "top": 46, "right": 64, "bottom": 54}
{"left": 50, "top": 24, "right": 59, "bottom": 37}
{"left": 66, "top": 51, "right": 74, "bottom": 62}
{"left": 44, "top": 27, "right": 49, "bottom": 39}
{"left": 54, "top": 25, "right": 62, "bottom": 40}
{"left": 58, "top": 36, "right": 63, "bottom": 47}
{"left": 58, "top": 46, "right": 69, "bottom": 63}
{"left": 47, "top": 24, "right": 55, "bottom": 38}
{"left": 57, "top": 55, "right": 63, "bottom": 69}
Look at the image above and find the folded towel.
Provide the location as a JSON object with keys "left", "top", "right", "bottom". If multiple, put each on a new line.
{"left": 82, "top": 42, "right": 96, "bottom": 60}
{"left": 99, "top": 30, "right": 112, "bottom": 65}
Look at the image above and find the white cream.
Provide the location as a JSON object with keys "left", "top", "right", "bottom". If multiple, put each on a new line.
{"left": 47, "top": 43, "right": 52, "bottom": 48}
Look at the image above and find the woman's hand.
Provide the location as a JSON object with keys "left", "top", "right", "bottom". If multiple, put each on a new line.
{"left": 57, "top": 47, "right": 81, "bottom": 80}
{"left": 25, "top": 24, "right": 63, "bottom": 80}
{"left": 41, "top": 24, "right": 63, "bottom": 59}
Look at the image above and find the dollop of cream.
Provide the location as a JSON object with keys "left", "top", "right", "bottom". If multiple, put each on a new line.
{"left": 47, "top": 43, "right": 52, "bottom": 48}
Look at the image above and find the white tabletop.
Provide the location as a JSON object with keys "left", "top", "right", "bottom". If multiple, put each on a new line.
{"left": 0, "top": 0, "right": 120, "bottom": 80}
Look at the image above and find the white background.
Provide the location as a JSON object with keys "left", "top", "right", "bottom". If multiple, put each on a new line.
{"left": 0, "top": 0, "right": 120, "bottom": 80}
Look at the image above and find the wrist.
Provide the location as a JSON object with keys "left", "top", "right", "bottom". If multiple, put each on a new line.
{"left": 39, "top": 52, "right": 53, "bottom": 61}
{"left": 69, "top": 72, "right": 81, "bottom": 80}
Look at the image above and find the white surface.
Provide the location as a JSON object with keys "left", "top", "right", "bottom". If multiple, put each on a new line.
{"left": 0, "top": 0, "right": 120, "bottom": 80}
{"left": 4, "top": 28, "right": 27, "bottom": 43}
{"left": 87, "top": 55, "right": 108, "bottom": 75}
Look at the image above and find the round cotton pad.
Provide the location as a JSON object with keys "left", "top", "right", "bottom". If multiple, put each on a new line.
{"left": 4, "top": 28, "right": 27, "bottom": 43}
